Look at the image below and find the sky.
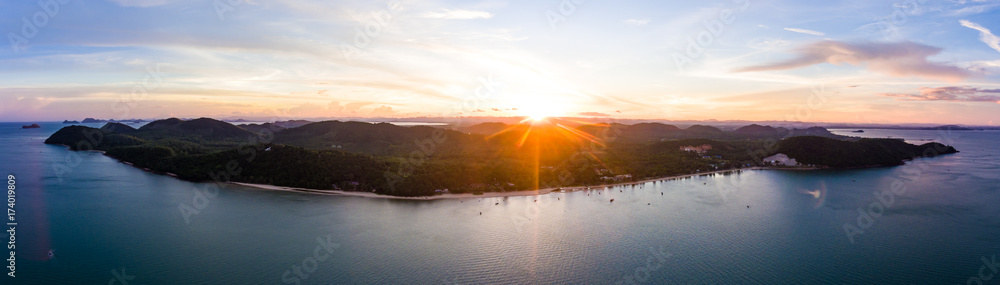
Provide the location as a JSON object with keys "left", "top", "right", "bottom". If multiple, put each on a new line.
{"left": 1, "top": 0, "right": 999, "bottom": 125}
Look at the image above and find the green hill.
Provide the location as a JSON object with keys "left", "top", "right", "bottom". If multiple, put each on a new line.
{"left": 776, "top": 136, "right": 958, "bottom": 167}
{"left": 136, "top": 117, "right": 257, "bottom": 141}
{"left": 238, "top": 123, "right": 286, "bottom": 134}
{"left": 272, "top": 121, "right": 473, "bottom": 156}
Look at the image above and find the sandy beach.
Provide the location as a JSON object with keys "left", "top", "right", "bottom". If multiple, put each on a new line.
{"left": 231, "top": 167, "right": 771, "bottom": 200}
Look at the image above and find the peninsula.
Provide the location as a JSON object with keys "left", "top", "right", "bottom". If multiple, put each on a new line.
{"left": 44, "top": 118, "right": 958, "bottom": 197}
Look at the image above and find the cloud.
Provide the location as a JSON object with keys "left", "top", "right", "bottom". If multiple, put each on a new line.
{"left": 854, "top": 22, "right": 893, "bottom": 38}
{"left": 968, "top": 60, "right": 1000, "bottom": 74}
{"left": 892, "top": 2, "right": 925, "bottom": 16}
{"left": 783, "top": 28, "right": 825, "bottom": 36}
{"left": 947, "top": 4, "right": 999, "bottom": 16}
{"left": 578, "top": 112, "right": 610, "bottom": 117}
{"left": 287, "top": 101, "right": 376, "bottom": 118}
{"left": 624, "top": 19, "right": 650, "bottom": 27}
{"left": 959, "top": 20, "right": 1000, "bottom": 53}
{"left": 880, "top": 86, "right": 1000, "bottom": 103}
{"left": 735, "top": 41, "right": 972, "bottom": 82}
{"left": 421, "top": 9, "right": 493, "bottom": 19}
{"left": 369, "top": 105, "right": 396, "bottom": 117}
{"left": 748, "top": 38, "right": 790, "bottom": 50}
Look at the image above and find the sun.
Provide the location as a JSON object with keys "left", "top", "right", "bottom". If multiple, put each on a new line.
{"left": 517, "top": 98, "right": 563, "bottom": 124}
{"left": 528, "top": 114, "right": 548, "bottom": 123}
{"left": 523, "top": 110, "right": 556, "bottom": 124}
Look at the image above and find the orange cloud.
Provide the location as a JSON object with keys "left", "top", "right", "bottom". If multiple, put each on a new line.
{"left": 880, "top": 86, "right": 1000, "bottom": 103}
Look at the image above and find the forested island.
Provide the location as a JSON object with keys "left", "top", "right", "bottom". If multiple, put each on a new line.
{"left": 44, "top": 118, "right": 958, "bottom": 197}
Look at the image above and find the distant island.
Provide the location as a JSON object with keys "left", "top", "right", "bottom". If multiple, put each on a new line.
{"left": 22, "top": 124, "right": 40, "bottom": 129}
{"left": 77, "top": 118, "right": 147, "bottom": 124}
{"left": 826, "top": 124, "right": 984, "bottom": 131}
{"left": 919, "top": 125, "right": 973, "bottom": 131}
{"left": 44, "top": 118, "right": 958, "bottom": 197}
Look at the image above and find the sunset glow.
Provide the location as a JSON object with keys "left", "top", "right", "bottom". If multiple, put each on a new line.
{"left": 1, "top": 1, "right": 998, "bottom": 125}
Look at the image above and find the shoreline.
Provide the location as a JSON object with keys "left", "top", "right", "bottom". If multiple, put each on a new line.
{"left": 47, "top": 141, "right": 838, "bottom": 200}
{"left": 230, "top": 167, "right": 783, "bottom": 200}
{"left": 46, "top": 142, "right": 844, "bottom": 201}
{"left": 52, "top": 141, "right": 799, "bottom": 201}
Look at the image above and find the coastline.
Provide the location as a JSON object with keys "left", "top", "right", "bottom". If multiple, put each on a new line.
{"left": 230, "top": 167, "right": 775, "bottom": 200}
{"left": 48, "top": 141, "right": 880, "bottom": 201}
{"left": 49, "top": 143, "right": 107, "bottom": 154}
{"left": 51, "top": 141, "right": 796, "bottom": 201}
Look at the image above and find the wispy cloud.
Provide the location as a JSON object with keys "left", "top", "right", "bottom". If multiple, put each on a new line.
{"left": 421, "top": 9, "right": 493, "bottom": 20}
{"left": 578, "top": 112, "right": 610, "bottom": 117}
{"left": 880, "top": 86, "right": 1000, "bottom": 103}
{"left": 959, "top": 20, "right": 1000, "bottom": 53}
{"left": 624, "top": 19, "right": 650, "bottom": 27}
{"left": 735, "top": 41, "right": 971, "bottom": 82}
{"left": 783, "top": 27, "right": 825, "bottom": 36}
{"left": 969, "top": 60, "right": 1000, "bottom": 74}
{"left": 946, "top": 3, "right": 999, "bottom": 16}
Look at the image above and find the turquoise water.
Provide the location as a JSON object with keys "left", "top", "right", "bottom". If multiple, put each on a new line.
{"left": 3, "top": 123, "right": 999, "bottom": 284}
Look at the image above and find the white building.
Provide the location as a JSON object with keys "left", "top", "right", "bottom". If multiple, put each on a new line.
{"left": 763, "top": 153, "right": 799, "bottom": 166}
